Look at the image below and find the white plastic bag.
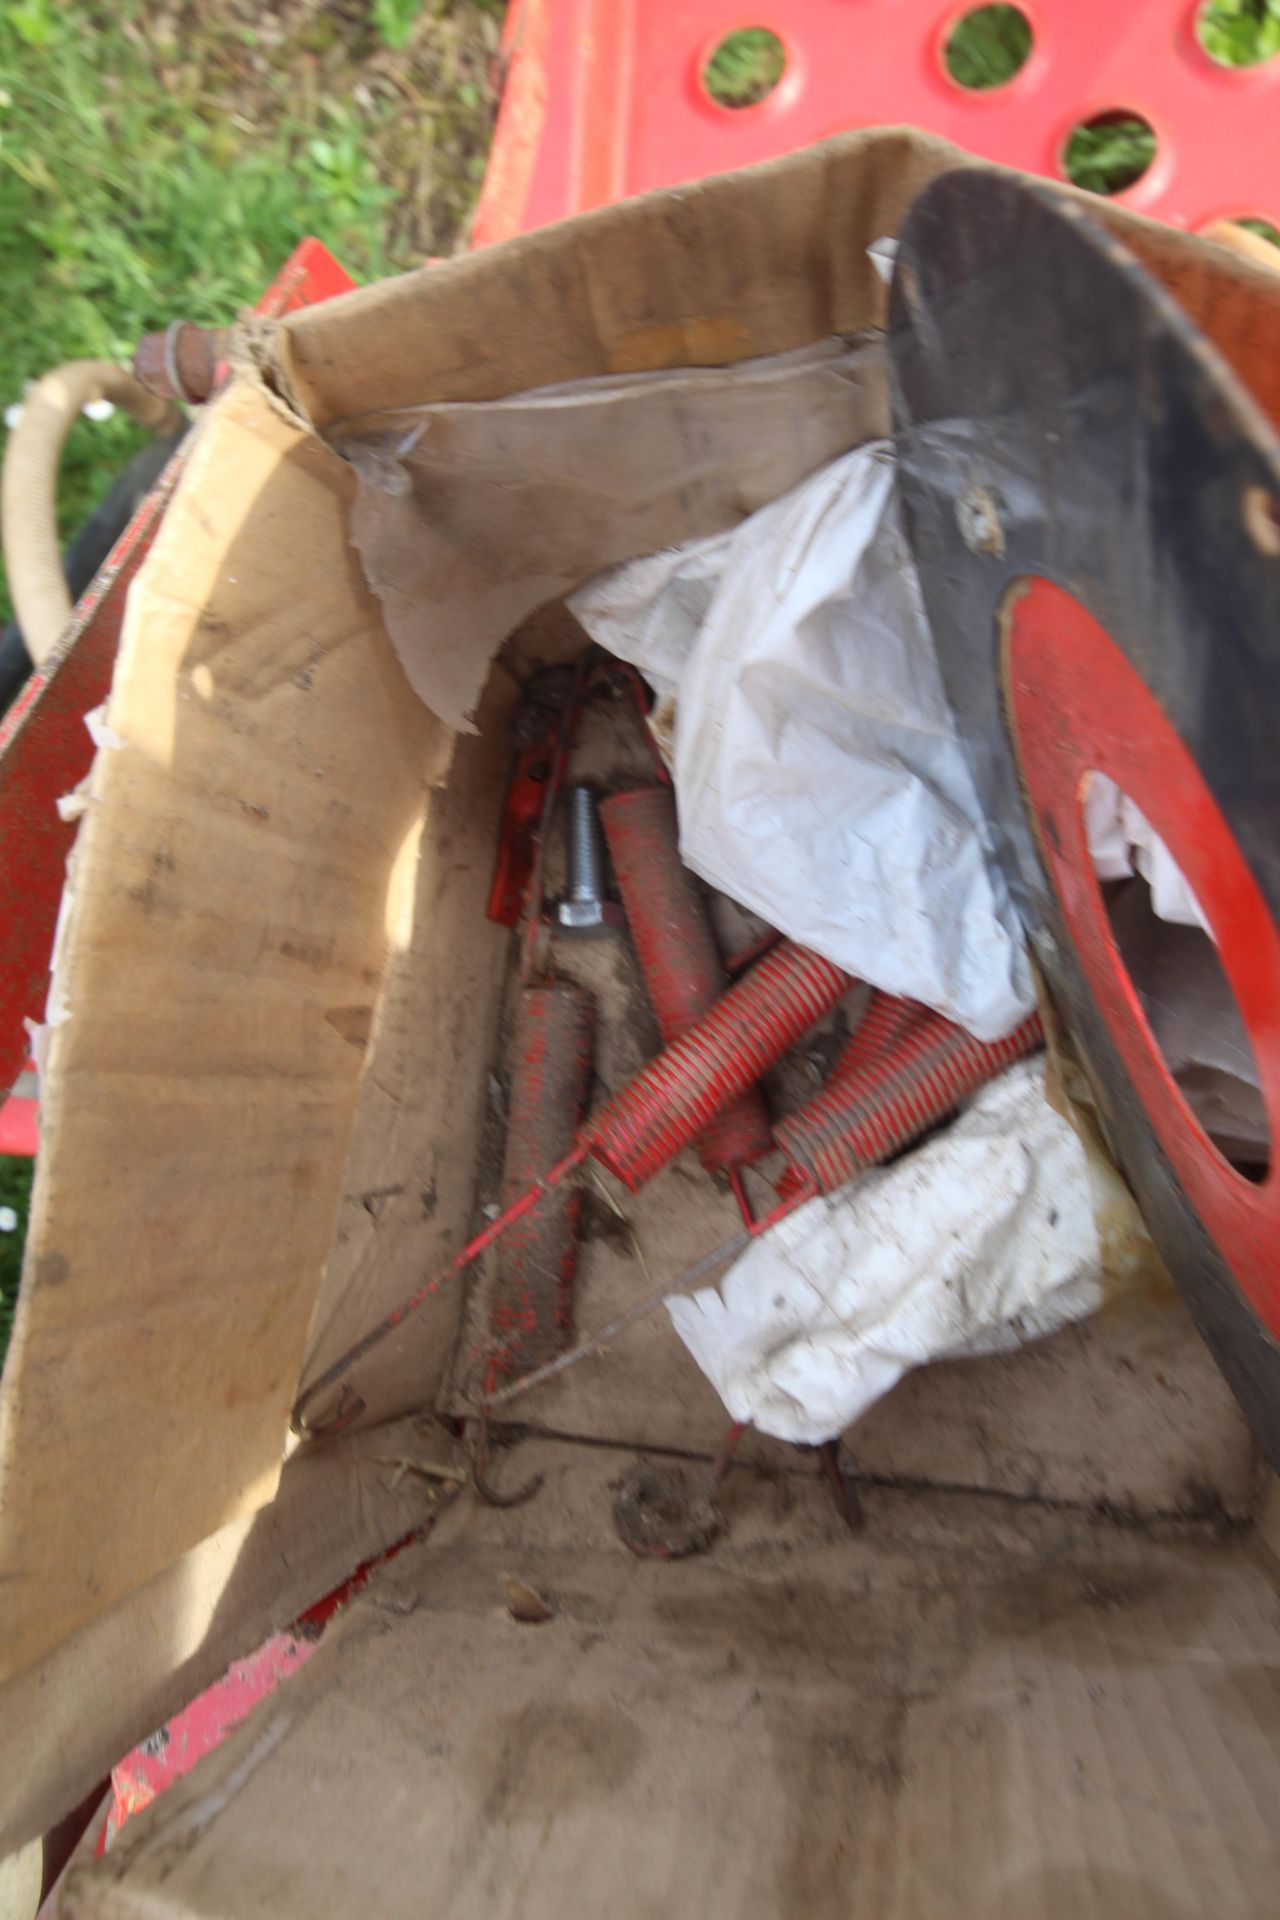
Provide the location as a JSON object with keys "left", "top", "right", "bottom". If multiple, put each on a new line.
{"left": 1083, "top": 770, "right": 1210, "bottom": 935}
{"left": 572, "top": 442, "right": 1036, "bottom": 1040}
{"left": 667, "top": 1059, "right": 1102, "bottom": 1447}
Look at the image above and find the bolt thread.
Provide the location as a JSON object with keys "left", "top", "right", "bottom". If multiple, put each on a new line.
{"left": 566, "top": 787, "right": 604, "bottom": 904}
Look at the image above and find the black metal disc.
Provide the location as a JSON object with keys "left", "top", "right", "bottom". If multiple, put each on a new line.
{"left": 890, "top": 171, "right": 1280, "bottom": 1465}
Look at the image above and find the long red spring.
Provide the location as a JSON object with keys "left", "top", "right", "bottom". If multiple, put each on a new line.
{"left": 775, "top": 997, "right": 1044, "bottom": 1199}
{"left": 600, "top": 786, "right": 774, "bottom": 1185}
{"left": 587, "top": 939, "right": 851, "bottom": 1190}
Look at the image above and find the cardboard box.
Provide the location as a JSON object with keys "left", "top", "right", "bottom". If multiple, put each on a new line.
{"left": 2, "top": 129, "right": 1278, "bottom": 1910}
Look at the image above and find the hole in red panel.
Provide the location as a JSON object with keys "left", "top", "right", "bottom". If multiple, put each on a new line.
{"left": 1196, "top": 0, "right": 1280, "bottom": 70}
{"left": 1201, "top": 216, "right": 1280, "bottom": 269}
{"left": 702, "top": 28, "right": 786, "bottom": 108}
{"left": 1243, "top": 482, "right": 1280, "bottom": 555}
{"left": 1062, "top": 112, "right": 1158, "bottom": 195}
{"left": 1235, "top": 215, "right": 1280, "bottom": 248}
{"left": 943, "top": 4, "right": 1033, "bottom": 90}
{"left": 1083, "top": 772, "right": 1270, "bottom": 1182}
{"left": 1003, "top": 576, "right": 1280, "bottom": 1335}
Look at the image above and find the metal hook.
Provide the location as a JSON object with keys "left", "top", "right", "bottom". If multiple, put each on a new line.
{"left": 469, "top": 1406, "right": 544, "bottom": 1509}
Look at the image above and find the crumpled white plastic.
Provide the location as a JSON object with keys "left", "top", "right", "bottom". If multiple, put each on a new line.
{"left": 666, "top": 1059, "right": 1102, "bottom": 1446}
{"left": 1082, "top": 770, "right": 1210, "bottom": 936}
{"left": 572, "top": 442, "right": 1035, "bottom": 1040}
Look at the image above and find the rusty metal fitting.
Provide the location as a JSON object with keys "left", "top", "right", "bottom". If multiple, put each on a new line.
{"left": 132, "top": 322, "right": 230, "bottom": 405}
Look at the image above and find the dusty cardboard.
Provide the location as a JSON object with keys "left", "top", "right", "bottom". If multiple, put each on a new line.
{"left": 66, "top": 1442, "right": 1280, "bottom": 1920}
{"left": 2, "top": 128, "right": 1279, "bottom": 1856}
{"left": 333, "top": 336, "right": 889, "bottom": 729}
{"left": 0, "top": 1415, "right": 449, "bottom": 1858}
{"left": 0, "top": 384, "right": 446, "bottom": 1685}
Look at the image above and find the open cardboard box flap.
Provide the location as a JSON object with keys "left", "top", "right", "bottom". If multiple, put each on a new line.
{"left": 2, "top": 127, "right": 1279, "bottom": 1882}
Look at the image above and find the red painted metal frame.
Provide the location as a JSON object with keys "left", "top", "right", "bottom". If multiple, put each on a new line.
{"left": 473, "top": 0, "right": 1280, "bottom": 248}
{"left": 1005, "top": 576, "right": 1280, "bottom": 1336}
{"left": 0, "top": 239, "right": 355, "bottom": 1139}
{"left": 100, "top": 1530, "right": 419, "bottom": 1850}
{"left": 0, "top": 490, "right": 173, "bottom": 1100}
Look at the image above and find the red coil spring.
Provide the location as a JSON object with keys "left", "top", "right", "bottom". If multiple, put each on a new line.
{"left": 600, "top": 786, "right": 773, "bottom": 1177}
{"left": 588, "top": 939, "right": 852, "bottom": 1191}
{"left": 490, "top": 983, "right": 594, "bottom": 1377}
{"left": 775, "top": 997, "right": 1044, "bottom": 1198}
{"left": 829, "top": 991, "right": 925, "bottom": 1080}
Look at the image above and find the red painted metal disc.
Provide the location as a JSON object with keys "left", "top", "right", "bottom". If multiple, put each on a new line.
{"left": 1006, "top": 576, "right": 1280, "bottom": 1335}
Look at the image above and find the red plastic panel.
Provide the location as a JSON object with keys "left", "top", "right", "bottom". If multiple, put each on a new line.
{"left": 1006, "top": 576, "right": 1280, "bottom": 1338}
{"left": 258, "top": 235, "right": 360, "bottom": 318}
{"left": 474, "top": 0, "right": 1280, "bottom": 244}
{"left": 0, "top": 1061, "right": 38, "bottom": 1155}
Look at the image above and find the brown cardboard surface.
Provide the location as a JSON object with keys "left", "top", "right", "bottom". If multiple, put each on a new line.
{"left": 66, "top": 1441, "right": 1280, "bottom": 1920}
{"left": 0, "top": 383, "right": 444, "bottom": 1684}
{"left": 3, "top": 126, "right": 1277, "bottom": 1850}
{"left": 0, "top": 1413, "right": 450, "bottom": 1857}
{"left": 276, "top": 131, "right": 1280, "bottom": 435}
{"left": 336, "top": 338, "right": 889, "bottom": 728}
{"left": 283, "top": 135, "right": 1280, "bottom": 730}
{"left": 296, "top": 667, "right": 516, "bottom": 1428}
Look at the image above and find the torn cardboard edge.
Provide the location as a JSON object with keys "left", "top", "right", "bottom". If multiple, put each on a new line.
{"left": 330, "top": 335, "right": 889, "bottom": 731}
{"left": 0, "top": 377, "right": 443, "bottom": 1690}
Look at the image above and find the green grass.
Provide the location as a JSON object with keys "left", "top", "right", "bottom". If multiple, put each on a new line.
{"left": 1064, "top": 115, "right": 1158, "bottom": 196}
{"left": 0, "top": 1154, "right": 34, "bottom": 1366}
{"left": 0, "top": 0, "right": 498, "bottom": 621}
{"left": 944, "top": 5, "right": 1031, "bottom": 90}
{"left": 703, "top": 28, "right": 786, "bottom": 107}
{"left": 1198, "top": 0, "right": 1280, "bottom": 66}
